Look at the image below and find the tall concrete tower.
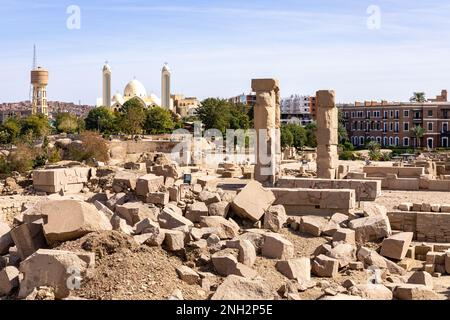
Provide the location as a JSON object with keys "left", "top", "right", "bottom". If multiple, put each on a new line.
{"left": 31, "top": 66, "right": 49, "bottom": 116}
{"left": 103, "top": 62, "right": 112, "bottom": 108}
{"left": 161, "top": 63, "right": 171, "bottom": 110}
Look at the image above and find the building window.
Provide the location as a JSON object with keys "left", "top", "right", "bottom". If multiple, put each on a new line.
{"left": 395, "top": 122, "right": 399, "bottom": 133}
{"left": 359, "top": 137, "right": 364, "bottom": 146}
{"left": 383, "top": 137, "right": 388, "bottom": 147}
{"left": 428, "top": 110, "right": 433, "bottom": 117}
{"left": 404, "top": 110, "right": 409, "bottom": 117}
{"left": 390, "top": 123, "right": 394, "bottom": 131}
{"left": 376, "top": 137, "right": 382, "bottom": 144}
{"left": 427, "top": 138, "right": 433, "bottom": 149}
{"left": 395, "top": 110, "right": 399, "bottom": 119}
{"left": 428, "top": 123, "right": 433, "bottom": 131}
{"left": 383, "top": 111, "right": 388, "bottom": 119}
{"left": 390, "top": 110, "right": 394, "bottom": 118}
{"left": 389, "top": 137, "right": 394, "bottom": 146}
{"left": 442, "top": 137, "right": 449, "bottom": 148}
{"left": 395, "top": 137, "right": 399, "bottom": 146}
{"left": 403, "top": 122, "right": 409, "bottom": 131}
{"left": 383, "top": 123, "right": 387, "bottom": 132}
{"left": 443, "top": 122, "right": 448, "bottom": 132}
{"left": 403, "top": 137, "right": 410, "bottom": 147}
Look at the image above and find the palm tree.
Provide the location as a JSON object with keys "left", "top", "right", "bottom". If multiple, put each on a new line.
{"left": 411, "top": 125, "right": 425, "bottom": 148}
{"left": 410, "top": 92, "right": 427, "bottom": 103}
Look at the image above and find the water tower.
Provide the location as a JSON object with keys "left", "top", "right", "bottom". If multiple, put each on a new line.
{"left": 31, "top": 66, "right": 49, "bottom": 116}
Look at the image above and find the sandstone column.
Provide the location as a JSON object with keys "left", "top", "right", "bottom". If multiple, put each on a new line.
{"left": 316, "top": 90, "right": 338, "bottom": 179}
{"left": 252, "top": 79, "right": 281, "bottom": 186}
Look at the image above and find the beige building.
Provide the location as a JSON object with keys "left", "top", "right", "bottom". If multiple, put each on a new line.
{"left": 172, "top": 94, "right": 199, "bottom": 117}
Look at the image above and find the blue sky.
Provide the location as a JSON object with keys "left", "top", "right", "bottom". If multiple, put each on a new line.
{"left": 1, "top": 0, "right": 450, "bottom": 104}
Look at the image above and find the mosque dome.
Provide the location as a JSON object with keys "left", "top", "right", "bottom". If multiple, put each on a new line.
{"left": 124, "top": 79, "right": 147, "bottom": 98}
{"left": 112, "top": 92, "right": 124, "bottom": 105}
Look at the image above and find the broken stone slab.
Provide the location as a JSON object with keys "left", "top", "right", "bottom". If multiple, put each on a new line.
{"left": 10, "top": 222, "right": 48, "bottom": 260}
{"left": 18, "top": 249, "right": 95, "bottom": 299}
{"left": 163, "top": 229, "right": 185, "bottom": 251}
{"left": 124, "top": 162, "right": 146, "bottom": 171}
{"left": 398, "top": 203, "right": 413, "bottom": 211}
{"left": 158, "top": 204, "right": 193, "bottom": 230}
{"left": 211, "top": 275, "right": 274, "bottom": 300}
{"left": 168, "top": 187, "right": 180, "bottom": 203}
{"left": 231, "top": 181, "right": 276, "bottom": 222}
{"left": 276, "top": 258, "right": 311, "bottom": 282}
{"left": 185, "top": 202, "right": 209, "bottom": 223}
{"left": 393, "top": 284, "right": 440, "bottom": 300}
{"left": 190, "top": 227, "right": 219, "bottom": 241}
{"left": 237, "top": 239, "right": 257, "bottom": 267}
{"left": 41, "top": 200, "right": 112, "bottom": 245}
{"left": 326, "top": 243, "right": 357, "bottom": 268}
{"left": 261, "top": 233, "right": 294, "bottom": 260}
{"left": 348, "top": 214, "right": 392, "bottom": 243}
{"left": 263, "top": 205, "right": 287, "bottom": 232}
{"left": 112, "top": 171, "right": 139, "bottom": 191}
{"left": 0, "top": 222, "right": 13, "bottom": 255}
{"left": 197, "top": 176, "right": 219, "bottom": 189}
{"left": 198, "top": 191, "right": 221, "bottom": 205}
{"left": 110, "top": 215, "right": 134, "bottom": 235}
{"left": 146, "top": 192, "right": 169, "bottom": 206}
{"left": 362, "top": 203, "right": 388, "bottom": 218}
{"left": 380, "top": 232, "right": 414, "bottom": 261}
{"left": 211, "top": 251, "right": 257, "bottom": 279}
{"left": 407, "top": 271, "right": 433, "bottom": 289}
{"left": 357, "top": 247, "right": 406, "bottom": 276}
{"left": 32, "top": 167, "right": 90, "bottom": 194}
{"left": 176, "top": 265, "right": 200, "bottom": 285}
{"left": 300, "top": 216, "right": 328, "bottom": 237}
{"left": 116, "top": 202, "right": 159, "bottom": 227}
{"left": 239, "top": 229, "right": 267, "bottom": 254}
{"left": 0, "top": 266, "right": 20, "bottom": 297}
{"left": 332, "top": 229, "right": 356, "bottom": 245}
{"left": 312, "top": 254, "right": 339, "bottom": 278}
{"left": 93, "top": 200, "right": 114, "bottom": 220}
{"left": 199, "top": 216, "right": 240, "bottom": 240}
{"left": 323, "top": 213, "right": 349, "bottom": 237}
{"left": 350, "top": 284, "right": 393, "bottom": 300}
{"left": 208, "top": 201, "right": 230, "bottom": 218}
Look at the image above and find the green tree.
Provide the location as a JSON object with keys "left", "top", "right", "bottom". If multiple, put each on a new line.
{"left": 55, "top": 113, "right": 79, "bottom": 134}
{"left": 411, "top": 125, "right": 425, "bottom": 148}
{"left": 85, "top": 106, "right": 118, "bottom": 134}
{"left": 119, "top": 98, "right": 147, "bottom": 135}
{"left": 338, "top": 110, "right": 349, "bottom": 143}
{"left": 304, "top": 122, "right": 317, "bottom": 148}
{"left": 144, "top": 107, "right": 175, "bottom": 134}
{"left": 229, "top": 106, "right": 251, "bottom": 130}
{"left": 410, "top": 92, "right": 427, "bottom": 103}
{"left": 196, "top": 98, "right": 231, "bottom": 133}
{"left": 280, "top": 126, "right": 294, "bottom": 148}
{"left": 285, "top": 124, "right": 307, "bottom": 149}
{"left": 20, "top": 114, "right": 51, "bottom": 139}
{"left": 1, "top": 117, "right": 21, "bottom": 143}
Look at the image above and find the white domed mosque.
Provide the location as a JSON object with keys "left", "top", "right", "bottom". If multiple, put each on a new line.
{"left": 100, "top": 62, "right": 164, "bottom": 111}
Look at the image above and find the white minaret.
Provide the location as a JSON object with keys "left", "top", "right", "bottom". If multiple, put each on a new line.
{"left": 161, "top": 62, "right": 171, "bottom": 110}
{"left": 102, "top": 62, "right": 112, "bottom": 108}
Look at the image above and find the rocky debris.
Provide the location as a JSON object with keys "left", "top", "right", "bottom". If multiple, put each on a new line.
{"left": 231, "top": 181, "right": 275, "bottom": 222}
{"left": 362, "top": 203, "right": 387, "bottom": 217}
{"left": 111, "top": 215, "right": 134, "bottom": 235}
{"left": 276, "top": 258, "right": 311, "bottom": 282}
{"left": 237, "top": 240, "right": 257, "bottom": 267}
{"left": 198, "top": 191, "right": 221, "bottom": 205}
{"left": 261, "top": 233, "right": 294, "bottom": 259}
{"left": 136, "top": 174, "right": 164, "bottom": 197}
{"left": 349, "top": 284, "right": 393, "bottom": 300}
{"left": 158, "top": 204, "right": 193, "bottom": 230}
{"left": 211, "top": 275, "right": 274, "bottom": 300}
{"left": 208, "top": 202, "right": 230, "bottom": 218}
{"left": 112, "top": 171, "right": 139, "bottom": 192}
{"left": 163, "top": 230, "right": 185, "bottom": 251}
{"left": 41, "top": 200, "right": 112, "bottom": 245}
{"left": 0, "top": 221, "right": 13, "bottom": 255}
{"left": 300, "top": 216, "right": 328, "bottom": 237}
{"left": 263, "top": 205, "right": 287, "bottom": 232}
{"left": 332, "top": 229, "right": 355, "bottom": 245}
{"left": 0, "top": 266, "right": 20, "bottom": 296}
{"left": 116, "top": 202, "right": 159, "bottom": 226}
{"left": 357, "top": 247, "right": 406, "bottom": 276}
{"left": 186, "top": 202, "right": 209, "bottom": 223}
{"left": 18, "top": 249, "right": 95, "bottom": 299}
{"left": 312, "top": 255, "right": 339, "bottom": 278}
{"left": 134, "top": 219, "right": 165, "bottom": 246}
{"left": 324, "top": 243, "right": 356, "bottom": 268}
{"left": 348, "top": 214, "right": 392, "bottom": 243}
{"left": 10, "top": 222, "right": 47, "bottom": 260}
{"left": 393, "top": 284, "right": 440, "bottom": 300}
{"left": 176, "top": 265, "right": 200, "bottom": 285}
{"left": 199, "top": 216, "right": 239, "bottom": 240}
{"left": 197, "top": 176, "right": 218, "bottom": 189}
{"left": 239, "top": 230, "right": 266, "bottom": 254}
{"left": 407, "top": 271, "right": 433, "bottom": 289}
{"left": 211, "top": 250, "right": 257, "bottom": 278}
{"left": 323, "top": 213, "right": 349, "bottom": 236}
{"left": 93, "top": 201, "right": 114, "bottom": 220}
{"left": 380, "top": 232, "right": 414, "bottom": 260}
{"left": 146, "top": 192, "right": 169, "bottom": 206}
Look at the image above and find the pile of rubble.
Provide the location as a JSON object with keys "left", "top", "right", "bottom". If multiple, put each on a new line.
{"left": 1, "top": 164, "right": 449, "bottom": 300}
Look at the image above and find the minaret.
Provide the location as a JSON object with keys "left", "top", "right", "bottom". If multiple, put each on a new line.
{"left": 103, "top": 62, "right": 112, "bottom": 108}
{"left": 31, "top": 66, "right": 49, "bottom": 116}
{"left": 161, "top": 63, "right": 171, "bottom": 110}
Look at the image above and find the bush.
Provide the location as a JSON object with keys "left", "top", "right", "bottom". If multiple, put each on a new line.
{"left": 47, "top": 148, "right": 62, "bottom": 163}
{"left": 339, "top": 150, "right": 355, "bottom": 161}
{"left": 0, "top": 157, "right": 11, "bottom": 174}
{"left": 68, "top": 131, "right": 109, "bottom": 164}
{"left": 7, "top": 144, "right": 37, "bottom": 174}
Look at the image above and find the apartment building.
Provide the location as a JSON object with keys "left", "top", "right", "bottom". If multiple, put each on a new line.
{"left": 281, "top": 94, "right": 313, "bottom": 126}
{"left": 340, "top": 91, "right": 450, "bottom": 149}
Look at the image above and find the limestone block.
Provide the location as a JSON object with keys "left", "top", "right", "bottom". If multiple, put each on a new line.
{"left": 135, "top": 174, "right": 164, "bottom": 197}
{"left": 261, "top": 233, "right": 294, "bottom": 259}
{"left": 312, "top": 254, "right": 339, "bottom": 278}
{"left": 146, "top": 192, "right": 169, "bottom": 206}
{"left": 231, "top": 181, "right": 275, "bottom": 222}
{"left": 116, "top": 202, "right": 159, "bottom": 226}
{"left": 10, "top": 222, "right": 47, "bottom": 260}
{"left": 199, "top": 216, "right": 239, "bottom": 240}
{"left": 380, "top": 232, "right": 414, "bottom": 260}
{"left": 275, "top": 258, "right": 311, "bottom": 282}
{"left": 185, "top": 202, "right": 209, "bottom": 223}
